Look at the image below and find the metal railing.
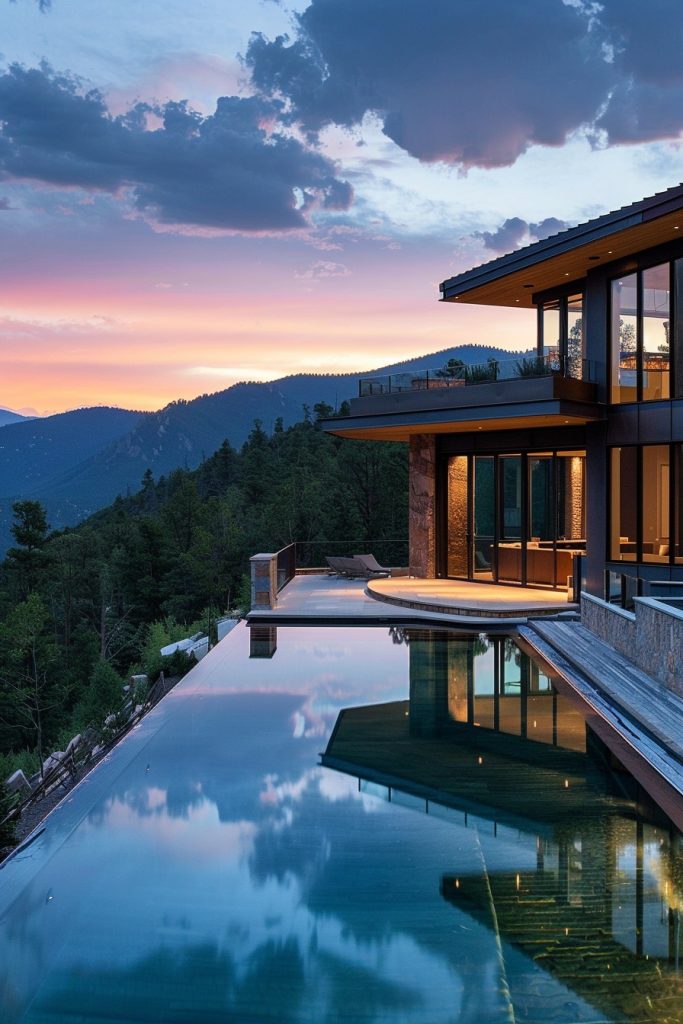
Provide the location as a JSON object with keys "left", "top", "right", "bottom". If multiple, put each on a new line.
{"left": 359, "top": 354, "right": 597, "bottom": 397}
{"left": 276, "top": 543, "right": 297, "bottom": 593}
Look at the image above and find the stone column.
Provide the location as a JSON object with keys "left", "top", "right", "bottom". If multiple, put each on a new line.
{"left": 250, "top": 553, "right": 278, "bottom": 609}
{"left": 409, "top": 434, "right": 436, "bottom": 578}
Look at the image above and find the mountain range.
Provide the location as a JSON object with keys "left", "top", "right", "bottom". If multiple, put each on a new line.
{"left": 0, "top": 406, "right": 34, "bottom": 428}
{"left": 0, "top": 345, "right": 530, "bottom": 554}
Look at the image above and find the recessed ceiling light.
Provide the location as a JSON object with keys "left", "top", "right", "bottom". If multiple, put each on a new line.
{"left": 564, "top": 272, "right": 569, "bottom": 277}
{"left": 675, "top": 226, "right": 680, "bottom": 230}
{"left": 607, "top": 250, "right": 613, "bottom": 254}
{"left": 515, "top": 298, "right": 520, "bottom": 302}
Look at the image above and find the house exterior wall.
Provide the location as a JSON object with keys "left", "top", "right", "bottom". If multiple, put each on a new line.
{"left": 409, "top": 434, "right": 436, "bottom": 577}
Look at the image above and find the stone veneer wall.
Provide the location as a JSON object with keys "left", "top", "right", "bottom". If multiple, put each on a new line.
{"left": 581, "top": 592, "right": 683, "bottom": 697}
{"left": 408, "top": 434, "right": 436, "bottom": 578}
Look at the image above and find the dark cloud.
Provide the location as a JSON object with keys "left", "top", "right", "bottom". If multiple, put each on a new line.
{"left": 246, "top": 0, "right": 611, "bottom": 167}
{"left": 475, "top": 216, "right": 567, "bottom": 253}
{"left": 246, "top": 0, "right": 683, "bottom": 167}
{"left": 0, "top": 63, "right": 352, "bottom": 232}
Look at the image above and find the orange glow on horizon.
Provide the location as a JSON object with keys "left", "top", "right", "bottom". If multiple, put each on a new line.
{"left": 2, "top": 280, "right": 535, "bottom": 414}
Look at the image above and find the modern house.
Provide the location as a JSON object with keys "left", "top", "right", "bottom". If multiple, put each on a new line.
{"left": 324, "top": 183, "right": 683, "bottom": 600}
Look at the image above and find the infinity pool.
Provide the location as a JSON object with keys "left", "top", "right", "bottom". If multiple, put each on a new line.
{"left": 1, "top": 624, "right": 681, "bottom": 1023}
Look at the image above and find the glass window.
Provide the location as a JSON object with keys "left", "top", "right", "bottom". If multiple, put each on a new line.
{"left": 542, "top": 300, "right": 560, "bottom": 363}
{"left": 675, "top": 446, "right": 683, "bottom": 565}
{"left": 529, "top": 456, "right": 553, "bottom": 542}
{"left": 642, "top": 445, "right": 670, "bottom": 562}
{"left": 642, "top": 264, "right": 670, "bottom": 400}
{"left": 566, "top": 293, "right": 584, "bottom": 379}
{"left": 500, "top": 456, "right": 522, "bottom": 540}
{"left": 473, "top": 456, "right": 494, "bottom": 578}
{"left": 611, "top": 274, "right": 638, "bottom": 403}
{"left": 610, "top": 448, "right": 637, "bottom": 561}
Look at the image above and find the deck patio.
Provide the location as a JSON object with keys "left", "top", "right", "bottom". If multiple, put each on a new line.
{"left": 247, "top": 572, "right": 576, "bottom": 625}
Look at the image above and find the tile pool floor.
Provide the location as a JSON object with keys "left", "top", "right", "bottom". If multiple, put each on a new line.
{"left": 1, "top": 623, "right": 682, "bottom": 1023}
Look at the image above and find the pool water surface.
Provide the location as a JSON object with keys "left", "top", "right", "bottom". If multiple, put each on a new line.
{"left": 0, "top": 623, "right": 682, "bottom": 1023}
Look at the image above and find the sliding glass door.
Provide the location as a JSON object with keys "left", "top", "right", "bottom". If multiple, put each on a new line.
{"left": 445, "top": 450, "right": 586, "bottom": 588}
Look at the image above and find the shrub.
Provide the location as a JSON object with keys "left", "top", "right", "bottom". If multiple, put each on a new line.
{"left": 514, "top": 356, "right": 548, "bottom": 377}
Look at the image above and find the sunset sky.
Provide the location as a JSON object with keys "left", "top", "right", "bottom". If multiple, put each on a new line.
{"left": 3, "top": 0, "right": 683, "bottom": 414}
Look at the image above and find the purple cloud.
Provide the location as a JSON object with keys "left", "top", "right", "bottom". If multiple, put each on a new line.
{"left": 475, "top": 216, "right": 567, "bottom": 253}
{"left": 246, "top": 0, "right": 683, "bottom": 167}
{"left": 0, "top": 64, "right": 352, "bottom": 232}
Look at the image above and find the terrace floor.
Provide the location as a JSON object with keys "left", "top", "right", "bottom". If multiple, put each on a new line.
{"left": 247, "top": 573, "right": 576, "bottom": 625}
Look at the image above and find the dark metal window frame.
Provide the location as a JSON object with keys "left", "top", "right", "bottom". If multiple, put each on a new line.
{"left": 607, "top": 442, "right": 677, "bottom": 566}
{"left": 441, "top": 446, "right": 585, "bottom": 588}
{"left": 608, "top": 260, "right": 674, "bottom": 404}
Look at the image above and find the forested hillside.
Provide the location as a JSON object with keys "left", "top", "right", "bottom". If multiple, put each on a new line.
{"left": 0, "top": 409, "right": 407, "bottom": 788}
{"left": 0, "top": 344, "right": 528, "bottom": 554}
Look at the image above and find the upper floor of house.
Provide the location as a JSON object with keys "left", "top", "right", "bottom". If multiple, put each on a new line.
{"left": 325, "top": 183, "right": 683, "bottom": 440}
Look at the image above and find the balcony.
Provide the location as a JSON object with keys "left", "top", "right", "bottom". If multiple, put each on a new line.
{"left": 324, "top": 354, "right": 604, "bottom": 441}
{"left": 359, "top": 353, "right": 594, "bottom": 397}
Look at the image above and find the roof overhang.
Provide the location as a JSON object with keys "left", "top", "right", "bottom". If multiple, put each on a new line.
{"left": 440, "top": 184, "right": 683, "bottom": 308}
{"left": 324, "top": 402, "right": 601, "bottom": 442}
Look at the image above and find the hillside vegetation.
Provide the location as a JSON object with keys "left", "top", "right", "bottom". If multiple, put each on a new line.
{"left": 0, "top": 344, "right": 528, "bottom": 553}
{"left": 0, "top": 409, "right": 407, "bottom": 786}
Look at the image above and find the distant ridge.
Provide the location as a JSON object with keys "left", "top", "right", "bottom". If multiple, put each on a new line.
{"left": 0, "top": 407, "right": 34, "bottom": 428}
{"left": 0, "top": 345, "right": 530, "bottom": 553}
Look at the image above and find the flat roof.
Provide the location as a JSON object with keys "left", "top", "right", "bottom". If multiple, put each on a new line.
{"left": 440, "top": 182, "right": 683, "bottom": 308}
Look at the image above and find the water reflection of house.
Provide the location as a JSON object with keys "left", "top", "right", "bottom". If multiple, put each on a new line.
{"left": 321, "top": 629, "right": 683, "bottom": 1022}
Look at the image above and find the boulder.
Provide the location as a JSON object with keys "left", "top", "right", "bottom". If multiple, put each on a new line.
{"left": 5, "top": 769, "right": 31, "bottom": 796}
{"left": 65, "top": 734, "right": 82, "bottom": 755}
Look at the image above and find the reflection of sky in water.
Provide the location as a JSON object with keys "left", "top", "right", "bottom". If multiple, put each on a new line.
{"left": 0, "top": 624, "right": 667, "bottom": 1022}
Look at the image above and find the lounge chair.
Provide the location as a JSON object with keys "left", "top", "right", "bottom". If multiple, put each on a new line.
{"left": 326, "top": 556, "right": 373, "bottom": 578}
{"left": 353, "top": 554, "right": 391, "bottom": 577}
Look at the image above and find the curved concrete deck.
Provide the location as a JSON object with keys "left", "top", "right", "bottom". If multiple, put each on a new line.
{"left": 367, "top": 577, "right": 576, "bottom": 618}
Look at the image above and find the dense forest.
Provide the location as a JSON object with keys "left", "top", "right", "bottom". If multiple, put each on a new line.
{"left": 0, "top": 405, "right": 408, "bottom": 812}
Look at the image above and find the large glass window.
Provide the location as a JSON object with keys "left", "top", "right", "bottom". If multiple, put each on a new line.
{"left": 676, "top": 447, "right": 683, "bottom": 565}
{"left": 611, "top": 263, "right": 671, "bottom": 402}
{"left": 472, "top": 456, "right": 494, "bottom": 578}
{"left": 641, "top": 445, "right": 669, "bottom": 563}
{"left": 542, "top": 299, "right": 560, "bottom": 363}
{"left": 540, "top": 294, "right": 584, "bottom": 377}
{"left": 611, "top": 274, "right": 638, "bottom": 403}
{"left": 445, "top": 450, "right": 586, "bottom": 587}
{"left": 566, "top": 293, "right": 584, "bottom": 379}
{"left": 529, "top": 456, "right": 553, "bottom": 542}
{"left": 642, "top": 264, "right": 670, "bottom": 400}
{"left": 610, "top": 447, "right": 637, "bottom": 561}
{"left": 610, "top": 445, "right": 671, "bottom": 563}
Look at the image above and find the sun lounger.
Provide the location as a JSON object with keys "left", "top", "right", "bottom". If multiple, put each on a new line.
{"left": 352, "top": 552, "right": 389, "bottom": 577}
{"left": 326, "top": 556, "right": 372, "bottom": 578}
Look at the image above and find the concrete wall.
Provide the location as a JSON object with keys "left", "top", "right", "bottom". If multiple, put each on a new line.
{"left": 581, "top": 592, "right": 683, "bottom": 697}
{"left": 409, "top": 434, "right": 436, "bottom": 578}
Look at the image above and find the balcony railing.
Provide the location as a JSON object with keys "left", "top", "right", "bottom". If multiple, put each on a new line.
{"left": 359, "top": 354, "right": 596, "bottom": 398}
